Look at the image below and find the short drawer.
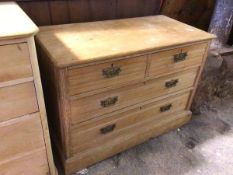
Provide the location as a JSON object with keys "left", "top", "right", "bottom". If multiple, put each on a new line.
{"left": 0, "top": 82, "right": 38, "bottom": 122}
{"left": 0, "top": 113, "right": 46, "bottom": 164}
{"left": 148, "top": 43, "right": 207, "bottom": 78}
{"left": 68, "top": 55, "right": 147, "bottom": 96}
{"left": 70, "top": 92, "right": 190, "bottom": 154}
{"left": 70, "top": 67, "right": 198, "bottom": 124}
{"left": 0, "top": 43, "right": 32, "bottom": 83}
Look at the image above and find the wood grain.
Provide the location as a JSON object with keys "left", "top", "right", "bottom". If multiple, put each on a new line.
{"left": 0, "top": 148, "right": 49, "bottom": 175}
{"left": 16, "top": 0, "right": 215, "bottom": 32}
{"left": 161, "top": 0, "right": 216, "bottom": 31}
{"left": 35, "top": 15, "right": 214, "bottom": 174}
{"left": 0, "top": 113, "right": 46, "bottom": 164}
{"left": 116, "top": 0, "right": 161, "bottom": 18}
{"left": 19, "top": 1, "right": 51, "bottom": 26}
{"left": 70, "top": 68, "right": 198, "bottom": 124}
{"left": 0, "top": 43, "right": 32, "bottom": 83}
{"left": 0, "top": 2, "right": 57, "bottom": 174}
{"left": 68, "top": 55, "right": 147, "bottom": 96}
{"left": 27, "top": 37, "right": 57, "bottom": 175}
{"left": 71, "top": 92, "right": 190, "bottom": 154}
{"left": 49, "top": 1, "right": 70, "bottom": 25}
{"left": 65, "top": 111, "right": 191, "bottom": 174}
{"left": 36, "top": 42, "right": 72, "bottom": 159}
{"left": 187, "top": 42, "right": 210, "bottom": 109}
{"left": 0, "top": 82, "right": 38, "bottom": 122}
{"left": 148, "top": 43, "right": 207, "bottom": 78}
{"left": 36, "top": 16, "right": 215, "bottom": 67}
{"left": 68, "top": 0, "right": 117, "bottom": 23}
{"left": 0, "top": 2, "right": 38, "bottom": 40}
{"left": 18, "top": 0, "right": 162, "bottom": 26}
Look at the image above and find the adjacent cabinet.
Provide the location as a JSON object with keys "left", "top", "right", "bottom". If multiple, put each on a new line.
{"left": 0, "top": 2, "right": 56, "bottom": 175}
{"left": 36, "top": 16, "right": 215, "bottom": 174}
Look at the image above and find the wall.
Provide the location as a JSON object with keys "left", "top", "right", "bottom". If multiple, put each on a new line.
{"left": 161, "top": 0, "right": 216, "bottom": 31}
{"left": 16, "top": 0, "right": 215, "bottom": 31}
{"left": 18, "top": 0, "right": 162, "bottom": 26}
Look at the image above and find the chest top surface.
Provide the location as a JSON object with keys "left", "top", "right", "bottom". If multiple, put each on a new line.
{"left": 37, "top": 15, "right": 215, "bottom": 67}
{"left": 0, "top": 2, "right": 38, "bottom": 40}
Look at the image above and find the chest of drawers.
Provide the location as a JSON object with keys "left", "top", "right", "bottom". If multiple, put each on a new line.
{"left": 0, "top": 2, "right": 56, "bottom": 175}
{"left": 36, "top": 15, "right": 215, "bottom": 175}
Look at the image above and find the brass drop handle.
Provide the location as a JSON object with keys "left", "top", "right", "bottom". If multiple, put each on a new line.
{"left": 160, "top": 104, "right": 172, "bottom": 112}
{"left": 102, "top": 65, "right": 121, "bottom": 78}
{"left": 165, "top": 79, "right": 179, "bottom": 88}
{"left": 100, "top": 124, "right": 116, "bottom": 134}
{"left": 174, "top": 52, "right": 187, "bottom": 62}
{"left": 100, "top": 96, "right": 118, "bottom": 107}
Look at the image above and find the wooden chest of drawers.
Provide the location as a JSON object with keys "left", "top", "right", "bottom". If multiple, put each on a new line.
{"left": 0, "top": 2, "right": 56, "bottom": 175}
{"left": 36, "top": 15, "right": 215, "bottom": 175}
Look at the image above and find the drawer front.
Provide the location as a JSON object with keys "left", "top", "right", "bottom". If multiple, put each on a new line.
{"left": 148, "top": 43, "right": 207, "bottom": 78}
{"left": 71, "top": 92, "right": 190, "bottom": 154}
{"left": 71, "top": 67, "right": 198, "bottom": 124}
{"left": 0, "top": 149, "right": 49, "bottom": 175}
{"left": 0, "top": 43, "right": 32, "bottom": 83}
{"left": 66, "top": 111, "right": 191, "bottom": 174}
{"left": 0, "top": 113, "right": 46, "bottom": 164}
{"left": 0, "top": 82, "right": 38, "bottom": 122}
{"left": 68, "top": 55, "right": 147, "bottom": 96}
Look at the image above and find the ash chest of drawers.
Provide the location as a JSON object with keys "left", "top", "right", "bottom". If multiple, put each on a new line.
{"left": 0, "top": 2, "right": 56, "bottom": 175}
{"left": 36, "top": 15, "right": 215, "bottom": 175}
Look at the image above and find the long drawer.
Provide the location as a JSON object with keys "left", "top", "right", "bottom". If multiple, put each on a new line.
{"left": 70, "top": 92, "right": 191, "bottom": 155}
{"left": 0, "top": 43, "right": 32, "bottom": 83}
{"left": 66, "top": 111, "right": 191, "bottom": 174}
{"left": 0, "top": 82, "right": 38, "bottom": 122}
{"left": 0, "top": 113, "right": 46, "bottom": 164}
{"left": 148, "top": 43, "right": 207, "bottom": 78}
{"left": 0, "top": 149, "right": 49, "bottom": 175}
{"left": 70, "top": 67, "right": 198, "bottom": 124}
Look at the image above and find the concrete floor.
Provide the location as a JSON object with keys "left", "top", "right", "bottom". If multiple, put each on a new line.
{"left": 76, "top": 98, "right": 233, "bottom": 175}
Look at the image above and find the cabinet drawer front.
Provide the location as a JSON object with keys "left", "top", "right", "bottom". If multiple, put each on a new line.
{"left": 66, "top": 111, "right": 191, "bottom": 174}
{"left": 148, "top": 43, "right": 207, "bottom": 78}
{"left": 71, "top": 92, "right": 190, "bottom": 154}
{"left": 0, "top": 82, "right": 38, "bottom": 122}
{"left": 68, "top": 55, "right": 147, "bottom": 96}
{"left": 0, "top": 43, "right": 32, "bottom": 83}
{"left": 70, "top": 68, "right": 198, "bottom": 124}
{"left": 0, "top": 113, "right": 46, "bottom": 163}
{"left": 0, "top": 149, "right": 49, "bottom": 175}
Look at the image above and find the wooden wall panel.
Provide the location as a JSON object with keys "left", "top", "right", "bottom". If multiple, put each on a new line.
{"left": 88, "top": 0, "right": 117, "bottom": 21}
{"left": 116, "top": 0, "right": 161, "bottom": 18}
{"left": 68, "top": 0, "right": 91, "bottom": 22}
{"left": 19, "top": 1, "right": 51, "bottom": 26}
{"left": 161, "top": 0, "right": 216, "bottom": 31}
{"left": 17, "top": 0, "right": 214, "bottom": 31}
{"left": 49, "top": 1, "right": 70, "bottom": 25}
{"left": 18, "top": 0, "right": 162, "bottom": 26}
{"left": 68, "top": 0, "right": 117, "bottom": 23}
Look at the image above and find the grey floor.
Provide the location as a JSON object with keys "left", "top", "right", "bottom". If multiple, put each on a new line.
{"left": 76, "top": 98, "right": 233, "bottom": 175}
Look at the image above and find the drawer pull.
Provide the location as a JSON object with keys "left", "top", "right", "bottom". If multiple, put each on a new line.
{"left": 174, "top": 52, "right": 187, "bottom": 62}
{"left": 101, "top": 96, "right": 118, "bottom": 107}
{"left": 160, "top": 104, "right": 172, "bottom": 112}
{"left": 165, "top": 79, "right": 179, "bottom": 88}
{"left": 102, "top": 65, "right": 121, "bottom": 78}
{"left": 100, "top": 124, "right": 116, "bottom": 134}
